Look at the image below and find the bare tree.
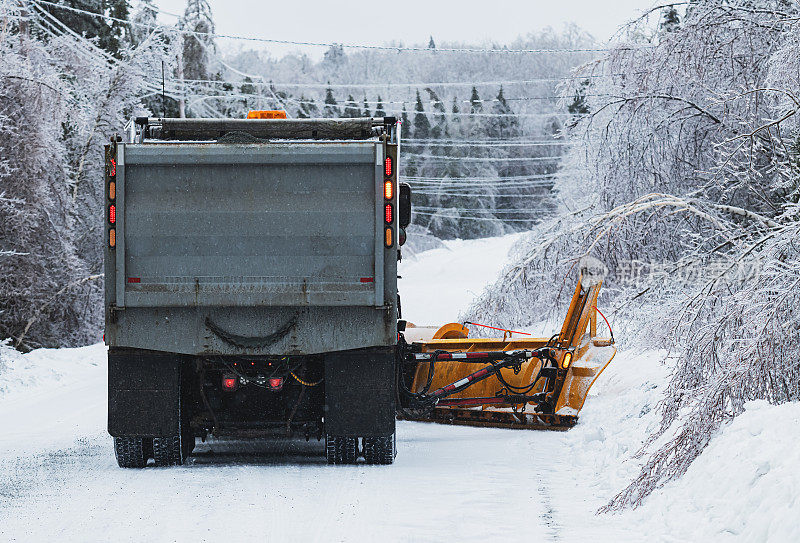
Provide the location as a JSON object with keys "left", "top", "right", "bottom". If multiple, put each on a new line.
{"left": 465, "top": 0, "right": 800, "bottom": 508}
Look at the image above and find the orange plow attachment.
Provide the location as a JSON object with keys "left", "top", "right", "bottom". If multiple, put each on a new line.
{"left": 397, "top": 274, "right": 616, "bottom": 430}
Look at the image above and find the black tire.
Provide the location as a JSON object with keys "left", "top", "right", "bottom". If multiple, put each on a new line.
{"left": 152, "top": 435, "right": 186, "bottom": 466}
{"left": 325, "top": 435, "right": 359, "bottom": 465}
{"left": 363, "top": 434, "right": 396, "bottom": 465}
{"left": 114, "top": 436, "right": 149, "bottom": 468}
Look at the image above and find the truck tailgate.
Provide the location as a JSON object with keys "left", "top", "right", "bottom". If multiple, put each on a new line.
{"left": 115, "top": 143, "right": 384, "bottom": 307}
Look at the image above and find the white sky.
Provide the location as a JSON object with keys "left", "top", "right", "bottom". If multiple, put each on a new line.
{"left": 150, "top": 0, "right": 659, "bottom": 58}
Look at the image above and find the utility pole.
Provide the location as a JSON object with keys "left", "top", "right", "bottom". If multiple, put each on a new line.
{"left": 177, "top": 34, "right": 186, "bottom": 118}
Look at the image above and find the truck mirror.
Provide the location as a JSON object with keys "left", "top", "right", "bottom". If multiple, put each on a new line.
{"left": 399, "top": 183, "right": 412, "bottom": 228}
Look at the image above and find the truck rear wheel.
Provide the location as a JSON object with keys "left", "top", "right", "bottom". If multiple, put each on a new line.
{"left": 325, "top": 435, "right": 358, "bottom": 465}
{"left": 152, "top": 435, "right": 187, "bottom": 466}
{"left": 363, "top": 434, "right": 396, "bottom": 465}
{"left": 114, "top": 436, "right": 150, "bottom": 468}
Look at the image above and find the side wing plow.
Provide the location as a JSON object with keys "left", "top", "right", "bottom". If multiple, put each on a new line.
{"left": 397, "top": 274, "right": 616, "bottom": 429}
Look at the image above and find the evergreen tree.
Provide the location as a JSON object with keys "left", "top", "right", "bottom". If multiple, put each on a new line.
{"left": 469, "top": 86, "right": 483, "bottom": 113}
{"left": 362, "top": 95, "right": 371, "bottom": 118}
{"left": 400, "top": 104, "right": 411, "bottom": 139}
{"left": 99, "top": 0, "right": 131, "bottom": 56}
{"left": 41, "top": 0, "right": 128, "bottom": 57}
{"left": 323, "top": 86, "right": 340, "bottom": 117}
{"left": 323, "top": 44, "right": 345, "bottom": 66}
{"left": 375, "top": 96, "right": 386, "bottom": 118}
{"left": 132, "top": 0, "right": 158, "bottom": 45}
{"left": 487, "top": 86, "right": 518, "bottom": 139}
{"left": 428, "top": 36, "right": 436, "bottom": 49}
{"left": 413, "top": 90, "right": 431, "bottom": 140}
{"left": 451, "top": 97, "right": 460, "bottom": 115}
{"left": 182, "top": 0, "right": 216, "bottom": 81}
{"left": 660, "top": 7, "right": 680, "bottom": 33}
{"left": 567, "top": 79, "right": 590, "bottom": 116}
{"left": 240, "top": 77, "right": 256, "bottom": 95}
{"left": 343, "top": 94, "right": 361, "bottom": 118}
{"left": 296, "top": 95, "right": 320, "bottom": 118}
{"left": 425, "top": 88, "right": 447, "bottom": 140}
{"left": 41, "top": 1, "right": 103, "bottom": 44}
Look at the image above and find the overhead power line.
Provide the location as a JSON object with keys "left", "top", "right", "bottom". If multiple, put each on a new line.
{"left": 175, "top": 81, "right": 611, "bottom": 101}
{"left": 403, "top": 141, "right": 573, "bottom": 148}
{"left": 412, "top": 211, "right": 537, "bottom": 222}
{"left": 32, "top": 0, "right": 649, "bottom": 54}
{"left": 405, "top": 154, "right": 562, "bottom": 162}
{"left": 409, "top": 188, "right": 554, "bottom": 196}
{"left": 174, "top": 73, "right": 636, "bottom": 90}
{"left": 403, "top": 172, "right": 564, "bottom": 181}
{"left": 402, "top": 138, "right": 565, "bottom": 144}
{"left": 414, "top": 206, "right": 537, "bottom": 213}
{"left": 403, "top": 172, "right": 571, "bottom": 180}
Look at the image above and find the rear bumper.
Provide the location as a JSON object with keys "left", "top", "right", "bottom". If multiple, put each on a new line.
{"left": 107, "top": 304, "right": 397, "bottom": 356}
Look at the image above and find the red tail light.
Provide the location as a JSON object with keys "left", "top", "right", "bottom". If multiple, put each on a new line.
{"left": 269, "top": 377, "right": 284, "bottom": 391}
{"left": 385, "top": 157, "right": 392, "bottom": 177}
{"left": 385, "top": 204, "right": 393, "bottom": 224}
{"left": 109, "top": 205, "right": 116, "bottom": 224}
{"left": 109, "top": 158, "right": 116, "bottom": 177}
{"left": 222, "top": 373, "right": 239, "bottom": 392}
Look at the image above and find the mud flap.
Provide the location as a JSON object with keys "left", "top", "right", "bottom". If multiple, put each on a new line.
{"left": 108, "top": 348, "right": 184, "bottom": 437}
{"left": 324, "top": 347, "right": 396, "bottom": 437}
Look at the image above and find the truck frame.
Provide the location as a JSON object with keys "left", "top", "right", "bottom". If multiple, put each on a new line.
{"left": 105, "top": 116, "right": 408, "bottom": 467}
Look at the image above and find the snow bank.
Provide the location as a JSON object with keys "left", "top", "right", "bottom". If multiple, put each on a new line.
{"left": 553, "top": 346, "right": 800, "bottom": 541}
{"left": 0, "top": 340, "right": 105, "bottom": 401}
{"left": 623, "top": 400, "right": 800, "bottom": 541}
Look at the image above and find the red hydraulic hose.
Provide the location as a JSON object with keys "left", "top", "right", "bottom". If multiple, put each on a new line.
{"left": 463, "top": 321, "right": 531, "bottom": 336}
{"left": 593, "top": 305, "right": 614, "bottom": 342}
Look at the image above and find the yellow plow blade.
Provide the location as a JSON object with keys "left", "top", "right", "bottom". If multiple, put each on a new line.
{"left": 399, "top": 274, "right": 616, "bottom": 429}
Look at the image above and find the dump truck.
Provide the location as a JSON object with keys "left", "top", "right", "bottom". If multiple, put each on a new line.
{"left": 105, "top": 115, "right": 408, "bottom": 467}
{"left": 105, "top": 113, "right": 615, "bottom": 469}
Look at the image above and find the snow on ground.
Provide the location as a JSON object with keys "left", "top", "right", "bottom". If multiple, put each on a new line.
{"left": 398, "top": 232, "right": 525, "bottom": 325}
{"left": 0, "top": 233, "right": 798, "bottom": 542}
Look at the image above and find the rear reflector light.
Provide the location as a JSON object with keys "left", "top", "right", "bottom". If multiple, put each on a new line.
{"left": 385, "top": 204, "right": 393, "bottom": 224}
{"left": 385, "top": 157, "right": 392, "bottom": 177}
{"left": 384, "top": 180, "right": 393, "bottom": 200}
{"left": 222, "top": 374, "right": 239, "bottom": 391}
{"left": 109, "top": 158, "right": 116, "bottom": 177}
{"left": 385, "top": 227, "right": 393, "bottom": 248}
{"left": 360, "top": 277, "right": 374, "bottom": 283}
{"left": 109, "top": 228, "right": 116, "bottom": 248}
{"left": 109, "top": 181, "right": 116, "bottom": 200}
{"left": 108, "top": 205, "right": 116, "bottom": 224}
{"left": 127, "top": 277, "right": 140, "bottom": 283}
{"left": 269, "top": 377, "right": 284, "bottom": 391}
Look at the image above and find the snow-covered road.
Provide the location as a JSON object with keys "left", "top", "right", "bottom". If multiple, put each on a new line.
{"left": 1, "top": 342, "right": 644, "bottom": 542}
{"left": 5, "top": 233, "right": 795, "bottom": 542}
{"left": 0, "top": 374, "right": 573, "bottom": 542}
{"left": 0, "top": 233, "right": 640, "bottom": 542}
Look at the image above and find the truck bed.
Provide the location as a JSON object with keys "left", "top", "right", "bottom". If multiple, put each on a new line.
{"left": 106, "top": 138, "right": 398, "bottom": 356}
